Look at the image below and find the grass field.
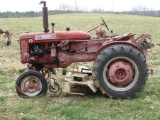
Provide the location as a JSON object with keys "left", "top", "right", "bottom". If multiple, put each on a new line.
{"left": 0, "top": 13, "right": 160, "bottom": 120}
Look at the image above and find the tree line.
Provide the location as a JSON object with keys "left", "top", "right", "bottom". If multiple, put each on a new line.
{"left": 0, "top": 5, "right": 160, "bottom": 18}
{"left": 0, "top": 10, "right": 86, "bottom": 18}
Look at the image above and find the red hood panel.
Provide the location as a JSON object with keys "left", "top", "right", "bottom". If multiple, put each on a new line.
{"left": 57, "top": 31, "right": 91, "bottom": 40}
{"left": 19, "top": 31, "right": 91, "bottom": 41}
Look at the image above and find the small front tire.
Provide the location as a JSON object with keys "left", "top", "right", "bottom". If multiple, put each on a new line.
{"left": 16, "top": 70, "right": 48, "bottom": 98}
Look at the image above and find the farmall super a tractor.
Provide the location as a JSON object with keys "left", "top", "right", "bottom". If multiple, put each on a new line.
{"left": 16, "top": 1, "right": 153, "bottom": 99}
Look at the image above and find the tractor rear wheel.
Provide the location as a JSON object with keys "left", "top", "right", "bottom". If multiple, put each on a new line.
{"left": 93, "top": 45, "right": 148, "bottom": 99}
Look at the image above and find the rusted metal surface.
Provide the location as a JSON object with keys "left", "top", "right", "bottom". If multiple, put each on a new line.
{"left": 40, "top": 1, "right": 49, "bottom": 32}
{"left": 70, "top": 40, "right": 102, "bottom": 53}
{"left": 96, "top": 30, "right": 106, "bottom": 38}
{"left": 40, "top": 68, "right": 51, "bottom": 82}
{"left": 108, "top": 60, "right": 134, "bottom": 86}
{"left": 58, "top": 51, "right": 97, "bottom": 68}
{"left": 22, "top": 77, "right": 41, "bottom": 93}
{"left": 132, "top": 34, "right": 154, "bottom": 49}
{"left": 70, "top": 41, "right": 86, "bottom": 52}
{"left": 59, "top": 40, "right": 69, "bottom": 49}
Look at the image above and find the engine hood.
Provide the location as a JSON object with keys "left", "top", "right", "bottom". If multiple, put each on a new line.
{"left": 19, "top": 31, "right": 91, "bottom": 41}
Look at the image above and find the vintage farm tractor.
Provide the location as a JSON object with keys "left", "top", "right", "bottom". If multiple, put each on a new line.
{"left": 16, "top": 1, "right": 153, "bottom": 99}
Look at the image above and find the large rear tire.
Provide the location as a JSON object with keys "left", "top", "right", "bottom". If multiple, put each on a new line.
{"left": 93, "top": 45, "right": 148, "bottom": 99}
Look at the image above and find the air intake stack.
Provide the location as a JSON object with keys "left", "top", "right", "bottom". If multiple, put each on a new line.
{"left": 40, "top": 1, "right": 49, "bottom": 32}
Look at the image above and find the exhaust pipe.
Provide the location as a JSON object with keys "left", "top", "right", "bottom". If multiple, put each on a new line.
{"left": 40, "top": 1, "right": 49, "bottom": 32}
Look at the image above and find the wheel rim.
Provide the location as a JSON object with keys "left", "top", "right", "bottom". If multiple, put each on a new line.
{"left": 21, "top": 76, "right": 42, "bottom": 96}
{"left": 49, "top": 83, "right": 60, "bottom": 93}
{"left": 103, "top": 57, "right": 139, "bottom": 91}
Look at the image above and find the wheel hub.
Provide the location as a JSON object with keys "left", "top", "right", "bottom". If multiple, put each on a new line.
{"left": 23, "top": 77, "right": 41, "bottom": 93}
{"left": 108, "top": 60, "right": 134, "bottom": 86}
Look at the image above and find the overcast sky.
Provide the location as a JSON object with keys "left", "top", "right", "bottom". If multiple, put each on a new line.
{"left": 0, "top": 0, "right": 159, "bottom": 12}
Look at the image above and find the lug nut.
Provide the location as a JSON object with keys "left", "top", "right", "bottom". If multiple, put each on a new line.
{"left": 110, "top": 76, "right": 114, "bottom": 79}
{"left": 116, "top": 64, "right": 119, "bottom": 67}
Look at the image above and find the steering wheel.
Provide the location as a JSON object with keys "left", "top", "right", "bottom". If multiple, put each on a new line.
{"left": 101, "top": 17, "right": 109, "bottom": 31}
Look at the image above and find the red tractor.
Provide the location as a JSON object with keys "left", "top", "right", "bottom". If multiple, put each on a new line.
{"left": 16, "top": 1, "right": 153, "bottom": 99}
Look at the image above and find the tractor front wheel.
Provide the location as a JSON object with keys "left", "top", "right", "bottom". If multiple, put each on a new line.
{"left": 16, "top": 70, "right": 48, "bottom": 98}
{"left": 93, "top": 45, "right": 148, "bottom": 99}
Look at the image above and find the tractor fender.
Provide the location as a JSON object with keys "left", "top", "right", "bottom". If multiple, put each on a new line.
{"left": 97, "top": 41, "right": 141, "bottom": 54}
